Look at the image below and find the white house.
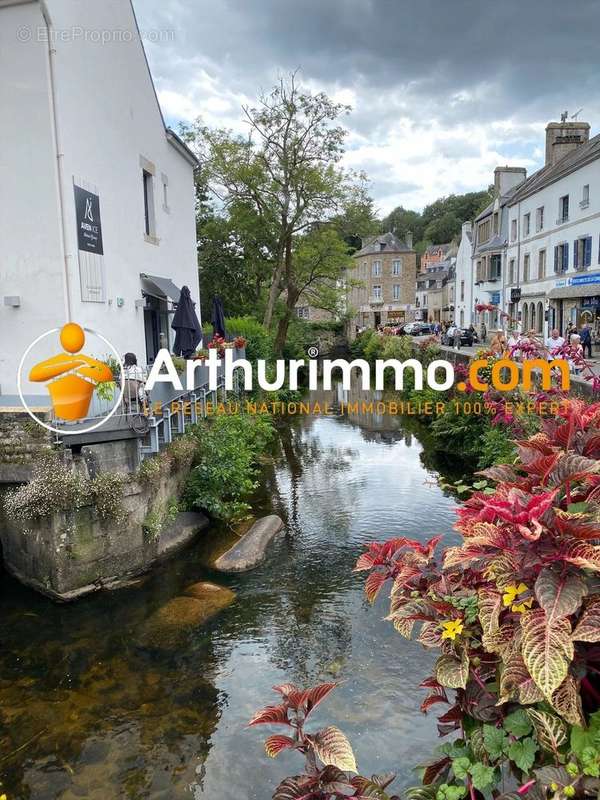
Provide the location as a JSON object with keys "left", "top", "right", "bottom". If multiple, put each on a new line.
{"left": 454, "top": 222, "right": 473, "bottom": 327}
{"left": 0, "top": 0, "right": 200, "bottom": 400}
{"left": 505, "top": 120, "right": 600, "bottom": 340}
{"left": 471, "top": 166, "right": 526, "bottom": 333}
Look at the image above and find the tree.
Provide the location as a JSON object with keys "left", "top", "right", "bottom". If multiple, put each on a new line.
{"left": 380, "top": 206, "right": 424, "bottom": 243}
{"left": 202, "top": 74, "right": 359, "bottom": 350}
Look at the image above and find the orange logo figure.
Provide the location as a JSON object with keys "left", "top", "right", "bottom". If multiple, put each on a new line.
{"left": 29, "top": 323, "right": 113, "bottom": 421}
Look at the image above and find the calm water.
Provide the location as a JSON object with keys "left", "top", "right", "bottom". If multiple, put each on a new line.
{"left": 0, "top": 388, "right": 460, "bottom": 799}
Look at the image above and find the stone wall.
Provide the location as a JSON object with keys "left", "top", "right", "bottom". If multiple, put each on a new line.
{"left": 0, "top": 410, "right": 53, "bottom": 483}
{"left": 0, "top": 464, "right": 208, "bottom": 601}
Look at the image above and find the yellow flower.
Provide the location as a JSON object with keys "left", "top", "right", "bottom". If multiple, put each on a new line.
{"left": 502, "top": 582, "right": 532, "bottom": 613}
{"left": 441, "top": 619, "right": 464, "bottom": 640}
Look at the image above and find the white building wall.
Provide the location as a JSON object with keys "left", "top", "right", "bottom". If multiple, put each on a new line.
{"left": 0, "top": 0, "right": 199, "bottom": 397}
{"left": 454, "top": 223, "right": 473, "bottom": 326}
{"left": 506, "top": 157, "right": 600, "bottom": 337}
{"left": 0, "top": 1, "right": 66, "bottom": 395}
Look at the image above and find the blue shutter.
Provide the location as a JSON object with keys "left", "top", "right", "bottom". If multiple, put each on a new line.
{"left": 573, "top": 240, "right": 579, "bottom": 269}
{"left": 563, "top": 243, "right": 569, "bottom": 271}
{"left": 554, "top": 246, "right": 559, "bottom": 273}
{"left": 585, "top": 237, "right": 592, "bottom": 267}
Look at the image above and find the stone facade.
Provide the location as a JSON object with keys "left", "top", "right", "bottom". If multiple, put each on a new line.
{"left": 347, "top": 232, "right": 417, "bottom": 331}
{"left": 0, "top": 410, "right": 53, "bottom": 483}
{"left": 0, "top": 465, "right": 208, "bottom": 601}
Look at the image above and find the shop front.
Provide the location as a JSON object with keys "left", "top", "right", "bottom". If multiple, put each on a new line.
{"left": 548, "top": 272, "right": 600, "bottom": 339}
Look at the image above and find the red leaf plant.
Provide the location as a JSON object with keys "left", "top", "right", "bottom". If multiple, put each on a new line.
{"left": 253, "top": 399, "right": 600, "bottom": 800}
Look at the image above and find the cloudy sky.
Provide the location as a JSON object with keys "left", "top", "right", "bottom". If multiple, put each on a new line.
{"left": 134, "top": 0, "right": 600, "bottom": 215}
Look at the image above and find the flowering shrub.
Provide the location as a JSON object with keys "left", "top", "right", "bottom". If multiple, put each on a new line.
{"left": 234, "top": 335, "right": 247, "bottom": 349}
{"left": 253, "top": 398, "right": 600, "bottom": 798}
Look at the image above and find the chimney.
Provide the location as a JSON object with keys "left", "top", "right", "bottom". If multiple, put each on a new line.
{"left": 545, "top": 120, "right": 590, "bottom": 166}
{"left": 405, "top": 230, "right": 413, "bottom": 250}
{"left": 494, "top": 166, "right": 527, "bottom": 195}
{"left": 461, "top": 221, "right": 472, "bottom": 238}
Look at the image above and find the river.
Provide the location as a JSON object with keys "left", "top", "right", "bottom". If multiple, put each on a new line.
{"left": 0, "top": 388, "right": 461, "bottom": 799}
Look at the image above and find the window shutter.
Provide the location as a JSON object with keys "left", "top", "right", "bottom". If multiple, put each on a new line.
{"left": 585, "top": 237, "right": 592, "bottom": 267}
{"left": 554, "top": 246, "right": 559, "bottom": 273}
{"left": 563, "top": 243, "right": 569, "bottom": 271}
{"left": 573, "top": 240, "right": 579, "bottom": 269}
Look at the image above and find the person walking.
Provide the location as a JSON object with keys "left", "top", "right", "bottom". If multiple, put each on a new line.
{"left": 580, "top": 323, "right": 592, "bottom": 359}
{"left": 480, "top": 320, "right": 487, "bottom": 344}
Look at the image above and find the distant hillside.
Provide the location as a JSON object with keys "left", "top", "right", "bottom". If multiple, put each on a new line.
{"left": 380, "top": 188, "right": 494, "bottom": 249}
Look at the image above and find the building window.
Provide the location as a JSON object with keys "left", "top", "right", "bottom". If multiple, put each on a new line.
{"left": 536, "top": 206, "right": 544, "bottom": 231}
{"left": 296, "top": 306, "right": 310, "bottom": 319}
{"left": 372, "top": 260, "right": 381, "bottom": 276}
{"left": 581, "top": 184, "right": 590, "bottom": 209}
{"left": 392, "top": 259, "right": 402, "bottom": 275}
{"left": 523, "top": 253, "right": 530, "bottom": 282}
{"left": 372, "top": 285, "right": 382, "bottom": 300}
{"left": 511, "top": 219, "right": 517, "bottom": 241}
{"left": 493, "top": 212, "right": 499, "bottom": 235}
{"left": 460, "top": 280, "right": 465, "bottom": 301}
{"left": 489, "top": 254, "right": 501, "bottom": 280}
{"left": 574, "top": 236, "right": 592, "bottom": 270}
{"left": 523, "top": 213, "right": 530, "bottom": 236}
{"left": 142, "top": 170, "right": 155, "bottom": 236}
{"left": 558, "top": 195, "right": 569, "bottom": 224}
{"left": 393, "top": 284, "right": 401, "bottom": 300}
{"left": 509, "top": 259, "right": 515, "bottom": 284}
{"left": 538, "top": 249, "right": 546, "bottom": 279}
{"left": 554, "top": 243, "right": 569, "bottom": 273}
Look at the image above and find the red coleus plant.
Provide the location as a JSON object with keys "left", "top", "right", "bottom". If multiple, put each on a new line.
{"left": 234, "top": 335, "right": 247, "bottom": 349}
{"left": 249, "top": 683, "right": 399, "bottom": 799}
{"left": 351, "top": 398, "right": 600, "bottom": 797}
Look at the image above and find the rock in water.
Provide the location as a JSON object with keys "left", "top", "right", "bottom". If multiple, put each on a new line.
{"left": 213, "top": 514, "right": 284, "bottom": 573}
{"left": 137, "top": 586, "right": 235, "bottom": 648}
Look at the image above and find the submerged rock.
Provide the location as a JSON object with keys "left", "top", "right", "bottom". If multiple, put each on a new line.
{"left": 213, "top": 514, "right": 284, "bottom": 573}
{"left": 137, "top": 586, "right": 235, "bottom": 648}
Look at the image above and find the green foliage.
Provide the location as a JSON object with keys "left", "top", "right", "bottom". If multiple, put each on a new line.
{"left": 477, "top": 425, "right": 518, "bottom": 468}
{"left": 90, "top": 472, "right": 127, "bottom": 523}
{"left": 184, "top": 414, "right": 274, "bottom": 522}
{"left": 142, "top": 497, "right": 179, "bottom": 540}
{"left": 204, "top": 317, "right": 274, "bottom": 362}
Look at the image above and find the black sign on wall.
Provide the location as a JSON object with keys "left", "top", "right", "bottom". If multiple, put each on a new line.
{"left": 74, "top": 185, "right": 103, "bottom": 255}
{"left": 510, "top": 288, "right": 522, "bottom": 303}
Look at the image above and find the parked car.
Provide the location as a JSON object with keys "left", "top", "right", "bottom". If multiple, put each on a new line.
{"left": 409, "top": 322, "right": 434, "bottom": 336}
{"left": 441, "top": 327, "right": 479, "bottom": 347}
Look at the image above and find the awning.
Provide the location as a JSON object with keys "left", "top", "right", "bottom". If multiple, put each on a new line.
{"left": 140, "top": 274, "right": 182, "bottom": 302}
{"left": 548, "top": 284, "right": 600, "bottom": 300}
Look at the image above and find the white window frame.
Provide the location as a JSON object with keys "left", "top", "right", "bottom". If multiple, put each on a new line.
{"left": 372, "top": 260, "right": 381, "bottom": 276}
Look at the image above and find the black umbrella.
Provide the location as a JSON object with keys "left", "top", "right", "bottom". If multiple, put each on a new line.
{"left": 171, "top": 285, "right": 202, "bottom": 358}
{"left": 211, "top": 296, "right": 226, "bottom": 339}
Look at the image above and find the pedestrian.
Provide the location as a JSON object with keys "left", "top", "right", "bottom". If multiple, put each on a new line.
{"left": 122, "top": 352, "right": 146, "bottom": 411}
{"left": 545, "top": 328, "right": 565, "bottom": 358}
{"left": 568, "top": 334, "right": 583, "bottom": 374}
{"left": 580, "top": 323, "right": 592, "bottom": 359}
{"left": 453, "top": 324, "right": 462, "bottom": 351}
{"left": 490, "top": 333, "right": 506, "bottom": 356}
{"left": 480, "top": 321, "right": 487, "bottom": 344}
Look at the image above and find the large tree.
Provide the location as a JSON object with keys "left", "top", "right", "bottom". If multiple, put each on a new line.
{"left": 201, "top": 74, "right": 362, "bottom": 350}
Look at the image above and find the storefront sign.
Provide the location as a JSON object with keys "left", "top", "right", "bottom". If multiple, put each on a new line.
{"left": 581, "top": 295, "right": 600, "bottom": 308}
{"left": 570, "top": 272, "right": 600, "bottom": 286}
{"left": 510, "top": 288, "right": 521, "bottom": 303}
{"left": 74, "top": 185, "right": 103, "bottom": 255}
{"left": 489, "top": 291, "right": 500, "bottom": 304}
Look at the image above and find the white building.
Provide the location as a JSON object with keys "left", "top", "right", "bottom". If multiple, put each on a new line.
{"left": 454, "top": 222, "right": 473, "bottom": 327}
{"left": 0, "top": 0, "right": 199, "bottom": 400}
{"left": 471, "top": 167, "right": 527, "bottom": 333}
{"left": 505, "top": 121, "right": 600, "bottom": 340}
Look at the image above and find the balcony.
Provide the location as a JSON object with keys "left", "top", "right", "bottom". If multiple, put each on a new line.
{"left": 370, "top": 296, "right": 384, "bottom": 305}
{"left": 580, "top": 199, "right": 590, "bottom": 209}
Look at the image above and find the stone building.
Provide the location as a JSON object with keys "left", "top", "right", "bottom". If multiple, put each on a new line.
{"left": 420, "top": 243, "right": 452, "bottom": 272}
{"left": 346, "top": 232, "right": 416, "bottom": 330}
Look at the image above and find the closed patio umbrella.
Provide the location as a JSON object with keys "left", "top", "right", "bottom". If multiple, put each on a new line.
{"left": 171, "top": 285, "right": 202, "bottom": 358}
{"left": 211, "top": 296, "right": 226, "bottom": 339}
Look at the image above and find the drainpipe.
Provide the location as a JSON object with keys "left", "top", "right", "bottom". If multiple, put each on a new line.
{"left": 39, "top": 0, "right": 72, "bottom": 322}
{"left": 515, "top": 199, "right": 521, "bottom": 331}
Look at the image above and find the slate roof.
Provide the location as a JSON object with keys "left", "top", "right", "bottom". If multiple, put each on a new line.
{"left": 508, "top": 133, "right": 600, "bottom": 206}
{"left": 424, "top": 243, "right": 451, "bottom": 255}
{"left": 354, "top": 231, "right": 413, "bottom": 257}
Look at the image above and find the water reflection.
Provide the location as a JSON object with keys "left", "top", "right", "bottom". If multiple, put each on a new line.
{"left": 0, "top": 387, "right": 459, "bottom": 799}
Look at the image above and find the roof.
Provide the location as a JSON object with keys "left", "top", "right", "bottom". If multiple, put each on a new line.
{"left": 548, "top": 283, "right": 600, "bottom": 300}
{"left": 424, "top": 243, "right": 451, "bottom": 255}
{"left": 508, "top": 133, "right": 600, "bottom": 206}
{"left": 476, "top": 234, "right": 507, "bottom": 253}
{"left": 354, "top": 231, "right": 413, "bottom": 257}
{"left": 474, "top": 186, "right": 521, "bottom": 222}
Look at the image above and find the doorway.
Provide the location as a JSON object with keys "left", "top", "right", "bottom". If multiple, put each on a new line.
{"left": 144, "top": 296, "right": 170, "bottom": 364}
{"left": 374, "top": 312, "right": 381, "bottom": 328}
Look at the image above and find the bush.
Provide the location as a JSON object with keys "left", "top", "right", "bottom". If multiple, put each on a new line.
{"left": 4, "top": 452, "right": 86, "bottom": 520}
{"left": 184, "top": 414, "right": 274, "bottom": 522}
{"left": 204, "top": 316, "right": 274, "bottom": 362}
